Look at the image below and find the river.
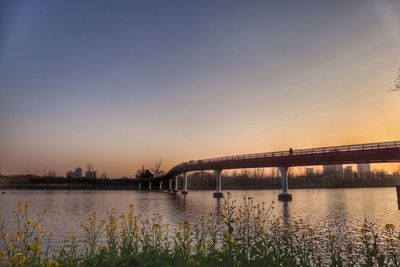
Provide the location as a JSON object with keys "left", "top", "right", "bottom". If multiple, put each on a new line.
{"left": 0, "top": 188, "right": 399, "bottom": 247}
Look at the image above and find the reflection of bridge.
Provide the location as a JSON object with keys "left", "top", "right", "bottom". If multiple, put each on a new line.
{"left": 137, "top": 141, "right": 400, "bottom": 201}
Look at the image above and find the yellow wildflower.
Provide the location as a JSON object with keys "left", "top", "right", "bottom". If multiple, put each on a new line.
{"left": 2, "top": 233, "right": 8, "bottom": 240}
{"left": 16, "top": 231, "right": 24, "bottom": 240}
{"left": 13, "top": 252, "right": 26, "bottom": 264}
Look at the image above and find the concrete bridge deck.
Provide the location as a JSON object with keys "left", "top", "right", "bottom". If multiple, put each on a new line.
{"left": 137, "top": 140, "right": 400, "bottom": 200}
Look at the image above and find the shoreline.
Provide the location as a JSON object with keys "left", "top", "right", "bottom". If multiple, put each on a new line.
{"left": 0, "top": 184, "right": 398, "bottom": 191}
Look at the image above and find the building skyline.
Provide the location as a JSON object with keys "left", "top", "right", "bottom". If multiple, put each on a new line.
{"left": 323, "top": 164, "right": 344, "bottom": 176}
{"left": 85, "top": 170, "right": 97, "bottom": 179}
{"left": 305, "top": 168, "right": 314, "bottom": 176}
{"left": 344, "top": 165, "right": 353, "bottom": 177}
{"left": 66, "top": 167, "right": 82, "bottom": 178}
{"left": 357, "top": 163, "right": 371, "bottom": 176}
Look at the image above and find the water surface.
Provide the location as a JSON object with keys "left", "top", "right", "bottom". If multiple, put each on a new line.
{"left": 1, "top": 188, "right": 399, "bottom": 246}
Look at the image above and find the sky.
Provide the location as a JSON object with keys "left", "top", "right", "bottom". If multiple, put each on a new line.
{"left": 1, "top": 0, "right": 400, "bottom": 177}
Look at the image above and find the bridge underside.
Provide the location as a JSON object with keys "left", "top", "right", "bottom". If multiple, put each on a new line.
{"left": 136, "top": 142, "right": 400, "bottom": 201}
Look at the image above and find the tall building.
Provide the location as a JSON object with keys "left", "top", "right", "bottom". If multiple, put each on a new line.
{"left": 344, "top": 166, "right": 352, "bottom": 172}
{"left": 357, "top": 163, "right": 370, "bottom": 176}
{"left": 66, "top": 167, "right": 83, "bottom": 178}
{"left": 74, "top": 167, "right": 82, "bottom": 178}
{"left": 323, "top": 164, "right": 343, "bottom": 176}
{"left": 85, "top": 171, "right": 97, "bottom": 179}
{"left": 305, "top": 167, "right": 314, "bottom": 176}
{"left": 344, "top": 166, "right": 353, "bottom": 177}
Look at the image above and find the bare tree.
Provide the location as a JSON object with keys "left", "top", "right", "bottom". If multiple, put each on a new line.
{"left": 389, "top": 67, "right": 400, "bottom": 92}
{"left": 287, "top": 168, "right": 293, "bottom": 178}
{"left": 240, "top": 169, "right": 250, "bottom": 178}
{"left": 47, "top": 170, "right": 56, "bottom": 177}
{"left": 270, "top": 168, "right": 277, "bottom": 178}
{"left": 151, "top": 159, "right": 164, "bottom": 177}
{"left": 252, "top": 168, "right": 265, "bottom": 178}
{"left": 135, "top": 165, "right": 146, "bottom": 178}
{"left": 100, "top": 172, "right": 107, "bottom": 179}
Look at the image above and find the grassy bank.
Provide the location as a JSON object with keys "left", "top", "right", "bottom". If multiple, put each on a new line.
{"left": 1, "top": 193, "right": 400, "bottom": 266}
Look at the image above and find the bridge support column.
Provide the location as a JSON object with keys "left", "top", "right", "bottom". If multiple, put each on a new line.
{"left": 149, "top": 182, "right": 152, "bottom": 190}
{"left": 138, "top": 182, "right": 141, "bottom": 190}
{"left": 159, "top": 181, "right": 162, "bottom": 190}
{"left": 213, "top": 170, "right": 223, "bottom": 198}
{"left": 173, "top": 175, "right": 178, "bottom": 193}
{"left": 168, "top": 179, "right": 172, "bottom": 191}
{"left": 181, "top": 172, "right": 188, "bottom": 195}
{"left": 278, "top": 166, "right": 292, "bottom": 201}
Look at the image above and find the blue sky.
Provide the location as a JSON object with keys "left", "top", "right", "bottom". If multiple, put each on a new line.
{"left": 1, "top": 0, "right": 399, "bottom": 177}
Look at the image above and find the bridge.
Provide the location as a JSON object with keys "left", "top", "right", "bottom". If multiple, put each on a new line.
{"left": 136, "top": 140, "right": 400, "bottom": 201}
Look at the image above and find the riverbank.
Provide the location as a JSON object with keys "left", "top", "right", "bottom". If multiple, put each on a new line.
{"left": 1, "top": 183, "right": 399, "bottom": 190}
{"left": 1, "top": 173, "right": 399, "bottom": 190}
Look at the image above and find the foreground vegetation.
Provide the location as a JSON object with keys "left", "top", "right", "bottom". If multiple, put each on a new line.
{"left": 1, "top": 193, "right": 400, "bottom": 266}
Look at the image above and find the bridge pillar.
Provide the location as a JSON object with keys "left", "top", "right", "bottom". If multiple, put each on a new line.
{"left": 159, "top": 181, "right": 162, "bottom": 190}
{"left": 181, "top": 172, "right": 188, "bottom": 195}
{"left": 149, "top": 182, "right": 152, "bottom": 190}
{"left": 168, "top": 179, "right": 172, "bottom": 191}
{"left": 213, "top": 169, "right": 223, "bottom": 198}
{"left": 173, "top": 175, "right": 178, "bottom": 193}
{"left": 278, "top": 166, "right": 292, "bottom": 201}
{"left": 138, "top": 182, "right": 141, "bottom": 190}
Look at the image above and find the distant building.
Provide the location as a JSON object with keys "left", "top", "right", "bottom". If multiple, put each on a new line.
{"left": 344, "top": 166, "right": 353, "bottom": 177}
{"left": 323, "top": 164, "right": 343, "bottom": 176}
{"left": 305, "top": 168, "right": 314, "bottom": 176}
{"left": 357, "top": 163, "right": 370, "bottom": 176}
{"left": 344, "top": 166, "right": 352, "bottom": 172}
{"left": 66, "top": 167, "right": 83, "bottom": 178}
{"left": 74, "top": 167, "right": 82, "bottom": 178}
{"left": 85, "top": 171, "right": 97, "bottom": 179}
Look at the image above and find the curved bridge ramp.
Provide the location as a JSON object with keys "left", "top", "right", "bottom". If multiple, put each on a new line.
{"left": 137, "top": 141, "right": 400, "bottom": 200}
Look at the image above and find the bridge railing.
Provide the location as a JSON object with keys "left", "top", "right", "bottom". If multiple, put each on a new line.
{"left": 176, "top": 141, "right": 399, "bottom": 168}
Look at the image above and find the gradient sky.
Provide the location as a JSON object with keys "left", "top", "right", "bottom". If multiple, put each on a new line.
{"left": 1, "top": 0, "right": 400, "bottom": 177}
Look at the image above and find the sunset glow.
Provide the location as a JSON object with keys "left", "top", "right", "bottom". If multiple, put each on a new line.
{"left": 1, "top": 1, "right": 399, "bottom": 177}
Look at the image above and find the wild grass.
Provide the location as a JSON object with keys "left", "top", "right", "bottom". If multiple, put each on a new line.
{"left": 1, "top": 193, "right": 400, "bottom": 266}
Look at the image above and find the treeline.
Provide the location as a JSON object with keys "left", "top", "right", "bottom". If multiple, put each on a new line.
{"left": 1, "top": 177, "right": 139, "bottom": 189}
{"left": 185, "top": 170, "right": 400, "bottom": 190}
{"left": 1, "top": 170, "right": 400, "bottom": 190}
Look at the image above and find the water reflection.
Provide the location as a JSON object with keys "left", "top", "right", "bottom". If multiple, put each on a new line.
{"left": 0, "top": 188, "right": 399, "bottom": 247}
{"left": 215, "top": 198, "right": 223, "bottom": 218}
{"left": 280, "top": 201, "right": 290, "bottom": 226}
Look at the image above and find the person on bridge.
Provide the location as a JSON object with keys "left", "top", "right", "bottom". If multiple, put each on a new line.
{"left": 289, "top": 147, "right": 293, "bottom": 156}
